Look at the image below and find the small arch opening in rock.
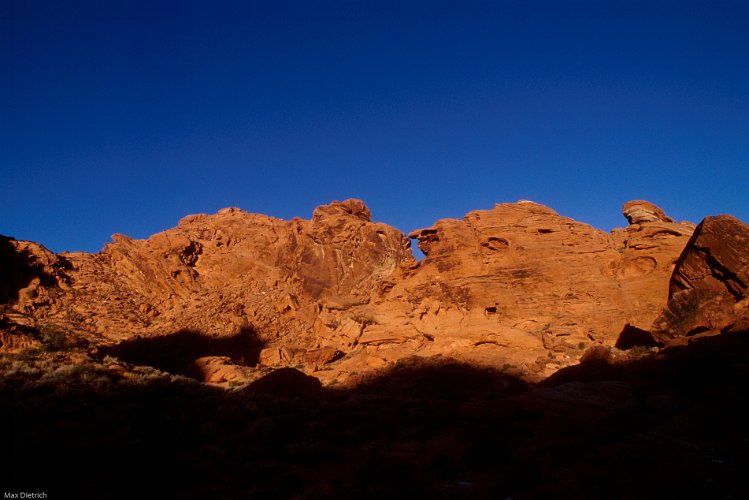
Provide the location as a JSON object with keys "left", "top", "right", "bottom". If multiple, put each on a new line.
{"left": 407, "top": 228, "right": 437, "bottom": 260}
{"left": 411, "top": 245, "right": 426, "bottom": 261}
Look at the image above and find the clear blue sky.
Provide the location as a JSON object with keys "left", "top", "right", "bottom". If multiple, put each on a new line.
{"left": 2, "top": 1, "right": 748, "bottom": 253}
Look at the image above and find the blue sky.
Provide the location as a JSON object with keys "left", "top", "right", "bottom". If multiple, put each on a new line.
{"left": 2, "top": 0, "right": 748, "bottom": 253}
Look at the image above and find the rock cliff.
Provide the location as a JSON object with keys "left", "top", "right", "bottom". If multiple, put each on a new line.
{"left": 340, "top": 199, "right": 693, "bottom": 377}
{"left": 0, "top": 198, "right": 699, "bottom": 380}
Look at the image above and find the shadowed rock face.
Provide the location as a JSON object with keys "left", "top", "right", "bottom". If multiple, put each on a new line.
{"left": 652, "top": 215, "right": 749, "bottom": 344}
{"left": 0, "top": 199, "right": 696, "bottom": 379}
{"left": 5, "top": 331, "right": 749, "bottom": 499}
{"left": 669, "top": 215, "right": 749, "bottom": 299}
{"left": 0, "top": 235, "right": 67, "bottom": 306}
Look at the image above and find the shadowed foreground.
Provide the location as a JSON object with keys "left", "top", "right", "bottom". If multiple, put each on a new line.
{"left": 3, "top": 330, "right": 749, "bottom": 499}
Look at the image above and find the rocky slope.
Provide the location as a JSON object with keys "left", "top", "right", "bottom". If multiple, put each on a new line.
{"left": 1, "top": 198, "right": 702, "bottom": 383}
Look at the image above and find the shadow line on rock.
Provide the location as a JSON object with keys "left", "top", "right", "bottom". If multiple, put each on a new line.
{"left": 98, "top": 326, "right": 265, "bottom": 379}
{"left": 0, "top": 236, "right": 58, "bottom": 304}
{"left": 4, "top": 330, "right": 749, "bottom": 498}
{"left": 614, "top": 322, "right": 662, "bottom": 350}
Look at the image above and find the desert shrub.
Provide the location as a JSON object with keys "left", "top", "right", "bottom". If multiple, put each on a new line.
{"left": 37, "top": 325, "right": 88, "bottom": 352}
{"left": 628, "top": 345, "right": 654, "bottom": 357}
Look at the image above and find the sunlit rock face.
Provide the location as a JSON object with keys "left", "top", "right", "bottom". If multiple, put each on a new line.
{"left": 372, "top": 199, "right": 693, "bottom": 376}
{"left": 1, "top": 198, "right": 698, "bottom": 380}
{"left": 20, "top": 199, "right": 412, "bottom": 344}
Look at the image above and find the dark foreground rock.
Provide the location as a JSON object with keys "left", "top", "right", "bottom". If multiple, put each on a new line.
{"left": 3, "top": 330, "right": 749, "bottom": 499}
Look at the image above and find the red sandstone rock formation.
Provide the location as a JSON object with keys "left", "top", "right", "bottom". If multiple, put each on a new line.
{"left": 23, "top": 199, "right": 412, "bottom": 343}
{"left": 651, "top": 215, "right": 749, "bottom": 343}
{"left": 1, "top": 199, "right": 698, "bottom": 379}
{"left": 330, "top": 199, "right": 693, "bottom": 378}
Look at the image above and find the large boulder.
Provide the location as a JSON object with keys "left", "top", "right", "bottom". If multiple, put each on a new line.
{"left": 622, "top": 200, "right": 675, "bottom": 225}
{"left": 669, "top": 215, "right": 749, "bottom": 299}
{"left": 651, "top": 215, "right": 749, "bottom": 343}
